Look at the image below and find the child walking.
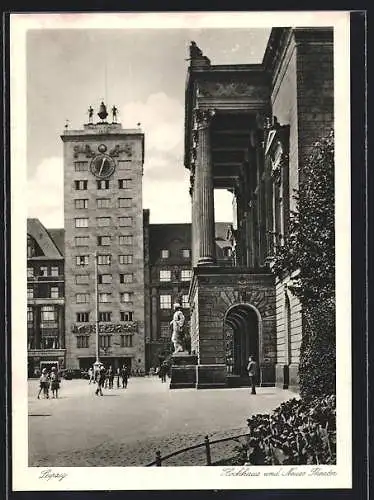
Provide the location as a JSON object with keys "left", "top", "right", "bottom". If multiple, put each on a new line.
{"left": 37, "top": 368, "right": 50, "bottom": 399}
{"left": 50, "top": 366, "right": 60, "bottom": 398}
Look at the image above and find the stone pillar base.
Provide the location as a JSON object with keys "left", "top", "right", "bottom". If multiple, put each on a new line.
{"left": 275, "top": 364, "right": 290, "bottom": 389}
{"left": 196, "top": 364, "right": 227, "bottom": 389}
{"left": 259, "top": 362, "right": 275, "bottom": 387}
{"left": 169, "top": 366, "right": 197, "bottom": 389}
{"left": 288, "top": 363, "right": 299, "bottom": 393}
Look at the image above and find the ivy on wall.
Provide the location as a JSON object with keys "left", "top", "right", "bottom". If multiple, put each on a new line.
{"left": 272, "top": 130, "right": 335, "bottom": 399}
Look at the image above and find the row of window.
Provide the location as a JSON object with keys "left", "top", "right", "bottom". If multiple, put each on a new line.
{"left": 76, "top": 254, "right": 133, "bottom": 266}
{"left": 75, "top": 292, "right": 133, "bottom": 303}
{"left": 74, "top": 273, "right": 134, "bottom": 285}
{"left": 27, "top": 286, "right": 60, "bottom": 299}
{"left": 27, "top": 305, "right": 58, "bottom": 322}
{"left": 76, "top": 311, "right": 133, "bottom": 322}
{"left": 160, "top": 249, "right": 190, "bottom": 259}
{"left": 75, "top": 198, "right": 132, "bottom": 209}
{"left": 27, "top": 266, "right": 61, "bottom": 278}
{"left": 75, "top": 217, "right": 132, "bottom": 228}
{"left": 75, "top": 235, "right": 132, "bottom": 246}
{"left": 74, "top": 160, "right": 132, "bottom": 172}
{"left": 159, "top": 269, "right": 192, "bottom": 282}
{"left": 76, "top": 334, "right": 133, "bottom": 349}
{"left": 160, "top": 295, "right": 189, "bottom": 309}
{"left": 74, "top": 179, "right": 131, "bottom": 190}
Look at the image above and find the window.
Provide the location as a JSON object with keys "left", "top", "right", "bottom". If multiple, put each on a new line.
{"left": 76, "top": 255, "right": 89, "bottom": 266}
{"left": 75, "top": 236, "right": 89, "bottom": 246}
{"left": 99, "top": 293, "right": 112, "bottom": 303}
{"left": 97, "top": 217, "right": 111, "bottom": 227}
{"left": 27, "top": 287, "right": 34, "bottom": 299}
{"left": 119, "top": 254, "right": 133, "bottom": 264}
{"left": 119, "top": 235, "right": 133, "bottom": 245}
{"left": 181, "top": 269, "right": 192, "bottom": 282}
{"left": 27, "top": 306, "right": 34, "bottom": 323}
{"left": 76, "top": 312, "right": 89, "bottom": 322}
{"left": 97, "top": 198, "right": 110, "bottom": 209}
{"left": 119, "top": 179, "right": 131, "bottom": 189}
{"left": 182, "top": 294, "right": 190, "bottom": 308}
{"left": 120, "top": 273, "right": 133, "bottom": 284}
{"left": 76, "top": 293, "right": 90, "bottom": 303}
{"left": 27, "top": 267, "right": 34, "bottom": 278}
{"left": 51, "top": 266, "right": 59, "bottom": 277}
{"left": 120, "top": 292, "right": 132, "bottom": 303}
{"left": 99, "top": 312, "right": 112, "bottom": 322}
{"left": 159, "top": 270, "right": 171, "bottom": 282}
{"left": 74, "top": 161, "right": 88, "bottom": 171}
{"left": 77, "top": 336, "right": 89, "bottom": 348}
{"left": 160, "top": 294, "right": 172, "bottom": 309}
{"left": 40, "top": 266, "right": 48, "bottom": 276}
{"left": 50, "top": 286, "right": 59, "bottom": 299}
{"left": 118, "top": 217, "right": 132, "bottom": 227}
{"left": 75, "top": 199, "right": 88, "bottom": 209}
{"left": 74, "top": 180, "right": 88, "bottom": 190}
{"left": 120, "top": 335, "right": 133, "bottom": 347}
{"left": 118, "top": 198, "right": 132, "bottom": 208}
{"left": 98, "top": 274, "right": 112, "bottom": 284}
{"left": 181, "top": 249, "right": 191, "bottom": 259}
{"left": 99, "top": 335, "right": 111, "bottom": 348}
{"left": 75, "top": 218, "right": 88, "bottom": 228}
{"left": 76, "top": 274, "right": 89, "bottom": 285}
{"left": 41, "top": 305, "right": 57, "bottom": 322}
{"left": 97, "top": 180, "right": 110, "bottom": 190}
{"left": 97, "top": 254, "right": 111, "bottom": 265}
{"left": 120, "top": 311, "right": 133, "bottom": 322}
{"left": 160, "top": 322, "right": 170, "bottom": 338}
{"left": 98, "top": 236, "right": 111, "bottom": 246}
{"left": 161, "top": 249, "right": 169, "bottom": 259}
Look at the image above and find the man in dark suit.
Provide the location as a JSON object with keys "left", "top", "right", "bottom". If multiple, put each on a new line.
{"left": 247, "top": 355, "right": 258, "bottom": 395}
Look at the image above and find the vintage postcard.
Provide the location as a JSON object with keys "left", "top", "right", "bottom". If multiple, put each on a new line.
{"left": 10, "top": 11, "right": 351, "bottom": 492}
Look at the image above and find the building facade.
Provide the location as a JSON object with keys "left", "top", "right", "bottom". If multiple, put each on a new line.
{"left": 61, "top": 105, "right": 146, "bottom": 372}
{"left": 144, "top": 215, "right": 231, "bottom": 370}
{"left": 184, "top": 28, "right": 334, "bottom": 390}
{"left": 27, "top": 218, "right": 65, "bottom": 376}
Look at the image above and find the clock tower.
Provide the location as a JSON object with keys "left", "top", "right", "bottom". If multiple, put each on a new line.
{"left": 61, "top": 104, "right": 146, "bottom": 372}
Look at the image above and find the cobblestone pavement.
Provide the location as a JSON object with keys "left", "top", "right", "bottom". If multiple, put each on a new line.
{"left": 28, "top": 377, "right": 296, "bottom": 467}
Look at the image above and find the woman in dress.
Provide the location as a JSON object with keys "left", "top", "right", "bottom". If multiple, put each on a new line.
{"left": 37, "top": 368, "right": 50, "bottom": 399}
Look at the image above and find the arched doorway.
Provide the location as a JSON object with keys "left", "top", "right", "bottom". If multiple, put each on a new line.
{"left": 224, "top": 303, "right": 260, "bottom": 379}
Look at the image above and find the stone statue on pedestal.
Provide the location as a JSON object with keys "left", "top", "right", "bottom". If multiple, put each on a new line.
{"left": 170, "top": 303, "right": 185, "bottom": 354}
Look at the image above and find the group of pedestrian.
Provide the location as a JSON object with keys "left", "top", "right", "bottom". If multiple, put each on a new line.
{"left": 90, "top": 364, "right": 130, "bottom": 396}
{"left": 37, "top": 366, "right": 60, "bottom": 399}
{"left": 158, "top": 361, "right": 169, "bottom": 383}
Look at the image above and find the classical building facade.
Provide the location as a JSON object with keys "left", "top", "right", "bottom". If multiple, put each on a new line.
{"left": 144, "top": 214, "right": 231, "bottom": 370}
{"left": 185, "top": 28, "right": 333, "bottom": 390}
{"left": 61, "top": 104, "right": 146, "bottom": 372}
{"left": 27, "top": 218, "right": 65, "bottom": 376}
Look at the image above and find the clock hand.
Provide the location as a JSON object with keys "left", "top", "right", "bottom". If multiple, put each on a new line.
{"left": 99, "top": 158, "right": 106, "bottom": 176}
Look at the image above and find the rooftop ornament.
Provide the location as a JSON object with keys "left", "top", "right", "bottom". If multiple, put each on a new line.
{"left": 187, "top": 41, "right": 211, "bottom": 68}
{"left": 97, "top": 101, "right": 109, "bottom": 122}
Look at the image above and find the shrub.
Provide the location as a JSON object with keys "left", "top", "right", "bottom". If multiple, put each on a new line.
{"left": 272, "top": 130, "right": 335, "bottom": 398}
{"left": 225, "top": 396, "right": 336, "bottom": 466}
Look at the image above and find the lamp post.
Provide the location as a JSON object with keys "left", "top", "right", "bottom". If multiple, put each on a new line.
{"left": 94, "top": 251, "right": 100, "bottom": 365}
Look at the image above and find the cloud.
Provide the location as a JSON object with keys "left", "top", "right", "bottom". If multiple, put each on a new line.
{"left": 27, "top": 156, "right": 64, "bottom": 228}
{"left": 120, "top": 92, "right": 184, "bottom": 153}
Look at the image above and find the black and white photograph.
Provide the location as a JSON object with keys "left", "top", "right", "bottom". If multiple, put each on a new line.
{"left": 10, "top": 11, "right": 352, "bottom": 491}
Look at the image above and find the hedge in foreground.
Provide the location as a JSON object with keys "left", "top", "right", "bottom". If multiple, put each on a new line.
{"left": 220, "top": 396, "right": 336, "bottom": 466}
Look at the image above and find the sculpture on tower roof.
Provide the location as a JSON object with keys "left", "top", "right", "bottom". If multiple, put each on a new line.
{"left": 188, "top": 41, "right": 211, "bottom": 67}
{"left": 97, "top": 101, "right": 108, "bottom": 121}
{"left": 88, "top": 106, "right": 94, "bottom": 124}
{"left": 111, "top": 105, "right": 118, "bottom": 123}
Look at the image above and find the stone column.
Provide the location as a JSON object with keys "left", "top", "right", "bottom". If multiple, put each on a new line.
{"left": 34, "top": 305, "right": 41, "bottom": 350}
{"left": 58, "top": 304, "right": 65, "bottom": 349}
{"left": 194, "top": 109, "right": 216, "bottom": 266}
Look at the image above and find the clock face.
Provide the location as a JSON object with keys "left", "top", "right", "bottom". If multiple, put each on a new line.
{"left": 90, "top": 154, "right": 116, "bottom": 179}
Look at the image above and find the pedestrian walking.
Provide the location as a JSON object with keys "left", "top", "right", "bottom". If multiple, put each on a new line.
{"left": 50, "top": 366, "right": 60, "bottom": 398}
{"left": 95, "top": 366, "right": 106, "bottom": 396}
{"left": 88, "top": 367, "right": 94, "bottom": 384}
{"left": 121, "top": 365, "right": 129, "bottom": 389}
{"left": 37, "top": 368, "right": 50, "bottom": 399}
{"left": 116, "top": 367, "right": 121, "bottom": 388}
{"left": 159, "top": 362, "right": 167, "bottom": 383}
{"left": 108, "top": 366, "right": 114, "bottom": 389}
{"left": 247, "top": 355, "right": 258, "bottom": 395}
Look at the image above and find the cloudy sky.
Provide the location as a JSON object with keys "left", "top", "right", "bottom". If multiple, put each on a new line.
{"left": 26, "top": 23, "right": 271, "bottom": 228}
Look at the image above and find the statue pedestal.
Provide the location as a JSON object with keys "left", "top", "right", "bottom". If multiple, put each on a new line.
{"left": 169, "top": 352, "right": 198, "bottom": 389}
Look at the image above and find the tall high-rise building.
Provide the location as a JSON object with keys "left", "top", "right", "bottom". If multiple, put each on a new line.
{"left": 61, "top": 103, "right": 145, "bottom": 372}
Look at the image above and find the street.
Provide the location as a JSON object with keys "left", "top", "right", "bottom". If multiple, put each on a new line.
{"left": 28, "top": 377, "right": 296, "bottom": 466}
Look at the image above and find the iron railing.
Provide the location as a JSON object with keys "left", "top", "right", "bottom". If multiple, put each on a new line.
{"left": 146, "top": 432, "right": 249, "bottom": 467}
